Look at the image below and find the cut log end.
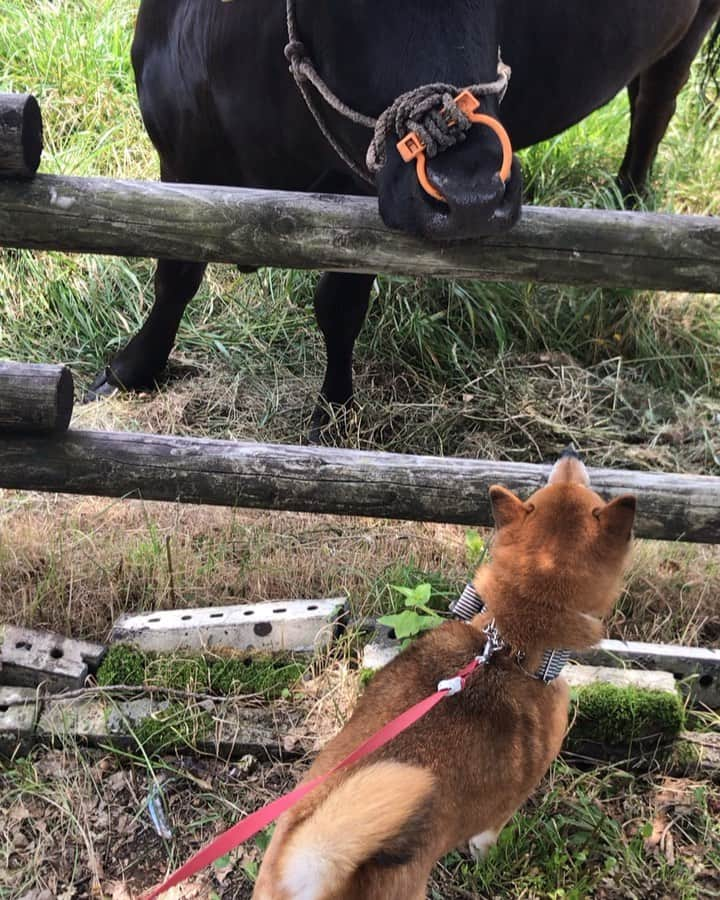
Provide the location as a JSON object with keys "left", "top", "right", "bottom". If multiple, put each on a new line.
{"left": 54, "top": 365, "right": 74, "bottom": 432}
{"left": 0, "top": 361, "right": 74, "bottom": 434}
{"left": 0, "top": 93, "right": 43, "bottom": 178}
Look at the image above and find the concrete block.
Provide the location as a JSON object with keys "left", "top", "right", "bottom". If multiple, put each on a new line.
{"left": 564, "top": 663, "right": 685, "bottom": 764}
{"left": 198, "top": 700, "right": 305, "bottom": 760}
{"left": 362, "top": 624, "right": 401, "bottom": 671}
{"left": 0, "top": 686, "right": 39, "bottom": 758}
{"left": 363, "top": 642, "right": 401, "bottom": 671}
{"left": 674, "top": 732, "right": 720, "bottom": 779}
{"left": 39, "top": 694, "right": 167, "bottom": 745}
{"left": 361, "top": 629, "right": 718, "bottom": 708}
{"left": 36, "top": 692, "right": 305, "bottom": 760}
{"left": 576, "top": 639, "right": 720, "bottom": 709}
{"left": 0, "top": 625, "right": 105, "bottom": 691}
{"left": 109, "top": 598, "right": 346, "bottom": 654}
{"left": 564, "top": 664, "right": 677, "bottom": 693}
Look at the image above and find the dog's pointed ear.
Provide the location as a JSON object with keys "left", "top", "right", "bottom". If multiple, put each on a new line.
{"left": 594, "top": 494, "right": 636, "bottom": 540}
{"left": 489, "top": 485, "right": 529, "bottom": 529}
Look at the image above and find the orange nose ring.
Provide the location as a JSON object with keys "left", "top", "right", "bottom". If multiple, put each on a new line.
{"left": 396, "top": 90, "right": 513, "bottom": 204}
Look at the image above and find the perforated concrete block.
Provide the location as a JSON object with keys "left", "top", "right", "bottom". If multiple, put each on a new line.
{"left": 109, "top": 598, "right": 346, "bottom": 654}
{"left": 0, "top": 625, "right": 105, "bottom": 691}
{"left": 0, "top": 686, "right": 39, "bottom": 757}
{"left": 577, "top": 639, "right": 720, "bottom": 708}
{"left": 362, "top": 631, "right": 718, "bottom": 707}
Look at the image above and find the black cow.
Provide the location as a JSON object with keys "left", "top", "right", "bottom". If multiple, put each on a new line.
{"left": 88, "top": 0, "right": 720, "bottom": 439}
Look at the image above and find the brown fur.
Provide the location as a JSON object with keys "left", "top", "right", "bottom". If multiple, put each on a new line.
{"left": 253, "top": 454, "right": 636, "bottom": 900}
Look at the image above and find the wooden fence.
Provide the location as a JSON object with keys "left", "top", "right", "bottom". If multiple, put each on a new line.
{"left": 1, "top": 93, "right": 719, "bottom": 706}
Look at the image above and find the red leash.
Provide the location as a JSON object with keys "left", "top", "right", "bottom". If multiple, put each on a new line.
{"left": 142, "top": 656, "right": 481, "bottom": 899}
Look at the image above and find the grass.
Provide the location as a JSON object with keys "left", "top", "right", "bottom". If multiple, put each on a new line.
{"left": 436, "top": 761, "right": 720, "bottom": 900}
{"left": 0, "top": 1, "right": 719, "bottom": 898}
{"left": 2, "top": 495, "right": 719, "bottom": 649}
{"left": 131, "top": 701, "right": 215, "bottom": 756}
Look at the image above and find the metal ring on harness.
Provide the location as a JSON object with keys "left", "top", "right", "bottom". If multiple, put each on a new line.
{"left": 396, "top": 90, "right": 513, "bottom": 203}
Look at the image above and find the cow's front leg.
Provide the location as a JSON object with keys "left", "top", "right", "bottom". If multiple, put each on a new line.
{"left": 309, "top": 271, "right": 375, "bottom": 444}
{"left": 85, "top": 259, "right": 206, "bottom": 400}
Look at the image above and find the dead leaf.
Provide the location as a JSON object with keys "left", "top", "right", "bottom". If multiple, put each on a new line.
{"left": 8, "top": 802, "right": 31, "bottom": 822}
{"left": 162, "top": 876, "right": 216, "bottom": 899}
{"left": 664, "top": 829, "right": 675, "bottom": 866}
{"left": 12, "top": 831, "right": 30, "bottom": 850}
{"left": 212, "top": 850, "right": 238, "bottom": 884}
{"left": 655, "top": 777, "right": 695, "bottom": 814}
{"left": 282, "top": 733, "right": 302, "bottom": 753}
{"left": 645, "top": 776, "right": 697, "bottom": 865}
{"left": 106, "top": 770, "right": 128, "bottom": 794}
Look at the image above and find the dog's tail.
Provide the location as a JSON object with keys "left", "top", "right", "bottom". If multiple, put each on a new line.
{"left": 274, "top": 761, "right": 435, "bottom": 898}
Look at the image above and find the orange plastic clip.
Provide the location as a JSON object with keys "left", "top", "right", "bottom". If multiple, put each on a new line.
{"left": 396, "top": 90, "right": 513, "bottom": 204}
{"left": 397, "top": 131, "right": 446, "bottom": 202}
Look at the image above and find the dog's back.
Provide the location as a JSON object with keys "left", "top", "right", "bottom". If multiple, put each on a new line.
{"left": 254, "top": 453, "right": 635, "bottom": 900}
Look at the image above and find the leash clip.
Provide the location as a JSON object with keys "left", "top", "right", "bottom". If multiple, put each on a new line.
{"left": 479, "top": 618, "right": 505, "bottom": 663}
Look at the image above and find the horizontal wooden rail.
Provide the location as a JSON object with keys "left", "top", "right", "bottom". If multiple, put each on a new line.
{"left": 0, "top": 175, "right": 719, "bottom": 292}
{"left": 0, "top": 430, "right": 718, "bottom": 543}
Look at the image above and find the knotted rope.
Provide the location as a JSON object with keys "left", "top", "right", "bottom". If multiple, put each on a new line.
{"left": 366, "top": 66, "right": 510, "bottom": 173}
{"left": 284, "top": 0, "right": 511, "bottom": 184}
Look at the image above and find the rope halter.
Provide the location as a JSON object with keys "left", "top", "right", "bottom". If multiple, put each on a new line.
{"left": 285, "top": 0, "right": 513, "bottom": 202}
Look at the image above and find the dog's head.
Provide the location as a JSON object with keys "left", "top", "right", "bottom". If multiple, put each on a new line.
{"left": 479, "top": 448, "right": 636, "bottom": 651}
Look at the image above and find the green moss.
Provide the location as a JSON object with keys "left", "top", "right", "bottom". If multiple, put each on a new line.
{"left": 147, "top": 654, "right": 211, "bottom": 691}
{"left": 96, "top": 644, "right": 303, "bottom": 699}
{"left": 209, "top": 657, "right": 303, "bottom": 699}
{"left": 133, "top": 702, "right": 212, "bottom": 754}
{"left": 96, "top": 644, "right": 146, "bottom": 686}
{"left": 359, "top": 668, "right": 375, "bottom": 689}
{"left": 571, "top": 683, "right": 684, "bottom": 745}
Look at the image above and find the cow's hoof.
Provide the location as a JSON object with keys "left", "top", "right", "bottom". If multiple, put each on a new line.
{"left": 83, "top": 367, "right": 123, "bottom": 402}
{"left": 616, "top": 174, "right": 644, "bottom": 210}
{"left": 307, "top": 416, "right": 336, "bottom": 446}
{"left": 83, "top": 381, "right": 119, "bottom": 402}
{"left": 307, "top": 400, "right": 351, "bottom": 446}
{"left": 83, "top": 360, "right": 167, "bottom": 402}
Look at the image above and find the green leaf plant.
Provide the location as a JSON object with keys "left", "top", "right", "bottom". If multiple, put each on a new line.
{"left": 377, "top": 583, "right": 444, "bottom": 647}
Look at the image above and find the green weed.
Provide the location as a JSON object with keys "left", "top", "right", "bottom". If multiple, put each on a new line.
{"left": 377, "top": 582, "right": 444, "bottom": 644}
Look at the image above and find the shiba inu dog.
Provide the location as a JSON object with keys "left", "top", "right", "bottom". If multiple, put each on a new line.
{"left": 253, "top": 449, "right": 636, "bottom": 900}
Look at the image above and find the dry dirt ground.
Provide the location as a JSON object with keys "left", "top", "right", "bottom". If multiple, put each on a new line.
{"left": 3, "top": 741, "right": 719, "bottom": 899}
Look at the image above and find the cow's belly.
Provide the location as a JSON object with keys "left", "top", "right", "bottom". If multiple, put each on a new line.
{"left": 499, "top": 0, "right": 702, "bottom": 148}
{"left": 133, "top": 0, "right": 354, "bottom": 190}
